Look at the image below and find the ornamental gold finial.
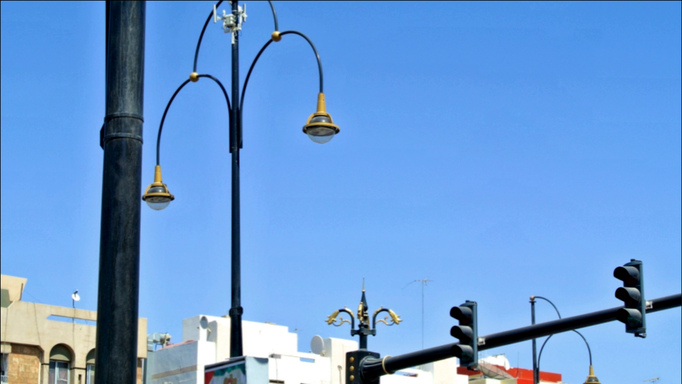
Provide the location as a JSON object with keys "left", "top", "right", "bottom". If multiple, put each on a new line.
{"left": 325, "top": 283, "right": 400, "bottom": 350}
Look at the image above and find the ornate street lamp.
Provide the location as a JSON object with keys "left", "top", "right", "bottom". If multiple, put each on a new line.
{"left": 530, "top": 296, "right": 601, "bottom": 384}
{"left": 143, "top": 0, "right": 340, "bottom": 358}
{"left": 326, "top": 284, "right": 402, "bottom": 350}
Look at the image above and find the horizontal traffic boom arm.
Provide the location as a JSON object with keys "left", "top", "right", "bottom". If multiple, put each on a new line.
{"left": 360, "top": 294, "right": 681, "bottom": 381}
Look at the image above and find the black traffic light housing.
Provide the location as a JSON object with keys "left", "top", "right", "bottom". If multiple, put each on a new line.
{"left": 614, "top": 259, "right": 646, "bottom": 338}
{"left": 450, "top": 300, "right": 478, "bottom": 368}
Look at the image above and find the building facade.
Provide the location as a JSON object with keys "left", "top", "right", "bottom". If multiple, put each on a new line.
{"left": 0, "top": 275, "right": 147, "bottom": 384}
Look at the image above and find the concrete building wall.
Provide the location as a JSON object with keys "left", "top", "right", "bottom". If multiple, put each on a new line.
{"left": 7, "top": 345, "right": 41, "bottom": 384}
{"left": 1, "top": 275, "right": 147, "bottom": 384}
{"left": 147, "top": 341, "right": 201, "bottom": 384}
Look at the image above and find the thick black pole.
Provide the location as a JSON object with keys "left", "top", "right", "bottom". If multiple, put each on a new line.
{"left": 229, "top": 0, "right": 244, "bottom": 358}
{"left": 531, "top": 297, "right": 537, "bottom": 384}
{"left": 359, "top": 294, "right": 681, "bottom": 383}
{"left": 95, "top": 2, "right": 145, "bottom": 384}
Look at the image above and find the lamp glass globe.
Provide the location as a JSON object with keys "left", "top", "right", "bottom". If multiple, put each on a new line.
{"left": 306, "top": 126, "right": 336, "bottom": 144}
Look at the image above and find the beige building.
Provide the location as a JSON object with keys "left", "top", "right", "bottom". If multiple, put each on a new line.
{"left": 0, "top": 275, "right": 147, "bottom": 384}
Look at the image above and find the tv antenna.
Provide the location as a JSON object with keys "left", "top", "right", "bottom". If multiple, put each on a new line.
{"left": 403, "top": 278, "right": 433, "bottom": 349}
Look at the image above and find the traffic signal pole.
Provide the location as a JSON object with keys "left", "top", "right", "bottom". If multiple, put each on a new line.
{"left": 356, "top": 293, "right": 680, "bottom": 384}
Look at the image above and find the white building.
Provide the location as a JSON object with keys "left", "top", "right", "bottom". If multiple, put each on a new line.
{"left": 145, "top": 315, "right": 467, "bottom": 384}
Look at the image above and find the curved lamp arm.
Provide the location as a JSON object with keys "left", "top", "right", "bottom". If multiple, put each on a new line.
{"left": 533, "top": 296, "right": 561, "bottom": 318}
{"left": 241, "top": 30, "right": 325, "bottom": 114}
{"left": 193, "top": 0, "right": 280, "bottom": 73}
{"left": 326, "top": 307, "right": 355, "bottom": 329}
{"left": 534, "top": 296, "right": 593, "bottom": 371}
{"left": 155, "top": 74, "right": 231, "bottom": 166}
{"left": 372, "top": 307, "right": 402, "bottom": 329}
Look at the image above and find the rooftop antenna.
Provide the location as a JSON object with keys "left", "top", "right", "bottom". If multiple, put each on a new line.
{"left": 403, "top": 278, "right": 433, "bottom": 349}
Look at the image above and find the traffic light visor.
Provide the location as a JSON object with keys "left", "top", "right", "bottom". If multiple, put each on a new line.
{"left": 450, "top": 306, "right": 473, "bottom": 324}
{"left": 615, "top": 287, "right": 641, "bottom": 307}
{"left": 451, "top": 344, "right": 475, "bottom": 360}
{"left": 451, "top": 326, "right": 473, "bottom": 343}
{"left": 616, "top": 307, "right": 643, "bottom": 328}
{"left": 614, "top": 266, "right": 640, "bottom": 285}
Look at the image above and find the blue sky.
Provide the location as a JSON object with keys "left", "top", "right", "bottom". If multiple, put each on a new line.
{"left": 2, "top": 2, "right": 680, "bottom": 383}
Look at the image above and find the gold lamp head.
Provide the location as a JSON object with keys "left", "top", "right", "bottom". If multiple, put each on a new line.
{"left": 303, "top": 93, "right": 340, "bottom": 144}
{"left": 142, "top": 165, "right": 174, "bottom": 211}
{"left": 583, "top": 366, "right": 601, "bottom": 384}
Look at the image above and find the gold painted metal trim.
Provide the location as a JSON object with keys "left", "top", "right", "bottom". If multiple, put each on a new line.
{"left": 142, "top": 165, "right": 174, "bottom": 202}
{"left": 302, "top": 93, "right": 340, "bottom": 135}
{"left": 382, "top": 355, "right": 393, "bottom": 375}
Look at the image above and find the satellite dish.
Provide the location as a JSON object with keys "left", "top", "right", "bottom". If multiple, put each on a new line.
{"left": 310, "top": 335, "right": 325, "bottom": 355}
{"left": 478, "top": 360, "right": 514, "bottom": 380}
{"left": 72, "top": 290, "right": 80, "bottom": 302}
{"left": 200, "top": 316, "right": 209, "bottom": 329}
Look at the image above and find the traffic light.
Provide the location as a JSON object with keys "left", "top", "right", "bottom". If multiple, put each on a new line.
{"left": 450, "top": 300, "right": 478, "bottom": 368}
{"left": 613, "top": 259, "right": 646, "bottom": 337}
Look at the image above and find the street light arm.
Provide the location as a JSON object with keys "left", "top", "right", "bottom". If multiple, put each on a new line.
{"left": 155, "top": 74, "right": 231, "bottom": 166}
{"left": 193, "top": 1, "right": 280, "bottom": 73}
{"left": 279, "top": 30, "right": 324, "bottom": 94}
{"left": 156, "top": 79, "right": 191, "bottom": 166}
{"left": 240, "top": 29, "right": 325, "bottom": 114}
{"left": 533, "top": 296, "right": 593, "bottom": 372}
{"left": 537, "top": 330, "right": 593, "bottom": 371}
{"left": 536, "top": 334, "right": 553, "bottom": 373}
{"left": 267, "top": 0, "right": 279, "bottom": 32}
{"left": 193, "top": 0, "right": 224, "bottom": 73}
{"left": 533, "top": 296, "right": 562, "bottom": 318}
{"left": 326, "top": 307, "right": 355, "bottom": 329}
{"left": 572, "top": 330, "right": 593, "bottom": 366}
{"left": 372, "top": 307, "right": 402, "bottom": 328}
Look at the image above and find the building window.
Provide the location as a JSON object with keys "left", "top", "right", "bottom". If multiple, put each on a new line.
{"left": 85, "top": 349, "right": 96, "bottom": 384}
{"left": 1, "top": 353, "right": 8, "bottom": 384}
{"left": 49, "top": 344, "right": 72, "bottom": 384}
{"left": 86, "top": 364, "right": 95, "bottom": 384}
{"left": 48, "top": 361, "right": 69, "bottom": 384}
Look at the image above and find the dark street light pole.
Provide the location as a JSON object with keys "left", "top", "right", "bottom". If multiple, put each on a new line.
{"left": 96, "top": 2, "right": 145, "bottom": 383}
{"left": 228, "top": 0, "right": 244, "bottom": 358}
{"left": 142, "top": 0, "right": 340, "bottom": 359}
